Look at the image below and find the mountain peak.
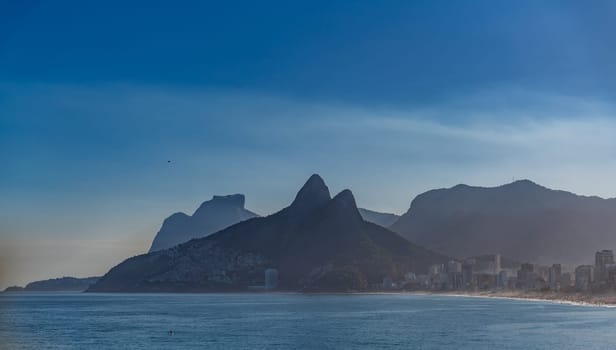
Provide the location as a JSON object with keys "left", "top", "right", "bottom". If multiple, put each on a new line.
{"left": 506, "top": 179, "right": 541, "bottom": 188}
{"left": 149, "top": 193, "right": 258, "bottom": 252}
{"left": 447, "top": 180, "right": 544, "bottom": 194}
{"left": 289, "top": 174, "right": 331, "bottom": 213}
{"left": 499, "top": 179, "right": 548, "bottom": 195}
{"left": 392, "top": 178, "right": 616, "bottom": 267}
{"left": 332, "top": 189, "right": 357, "bottom": 207}
{"left": 325, "top": 189, "right": 362, "bottom": 221}
{"left": 210, "top": 194, "right": 246, "bottom": 207}
{"left": 305, "top": 174, "right": 327, "bottom": 188}
{"left": 193, "top": 194, "right": 246, "bottom": 216}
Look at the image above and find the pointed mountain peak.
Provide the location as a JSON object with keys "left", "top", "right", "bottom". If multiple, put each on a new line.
{"left": 289, "top": 174, "right": 331, "bottom": 213}
{"left": 305, "top": 174, "right": 327, "bottom": 189}
{"left": 326, "top": 189, "right": 362, "bottom": 220}
{"left": 332, "top": 189, "right": 356, "bottom": 207}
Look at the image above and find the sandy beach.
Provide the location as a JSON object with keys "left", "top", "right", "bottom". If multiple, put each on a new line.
{"left": 423, "top": 290, "right": 616, "bottom": 308}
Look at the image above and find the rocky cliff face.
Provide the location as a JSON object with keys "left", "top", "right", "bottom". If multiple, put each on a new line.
{"left": 391, "top": 180, "right": 616, "bottom": 266}
{"left": 89, "top": 175, "right": 447, "bottom": 292}
{"left": 148, "top": 194, "right": 258, "bottom": 252}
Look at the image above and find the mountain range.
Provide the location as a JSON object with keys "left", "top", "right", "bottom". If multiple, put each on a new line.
{"left": 76, "top": 176, "right": 616, "bottom": 293}
{"left": 88, "top": 175, "right": 446, "bottom": 292}
{"left": 390, "top": 180, "right": 616, "bottom": 267}
{"left": 148, "top": 194, "right": 401, "bottom": 253}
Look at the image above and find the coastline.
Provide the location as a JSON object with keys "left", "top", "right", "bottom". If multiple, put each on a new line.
{"left": 413, "top": 290, "right": 616, "bottom": 308}
{"left": 300, "top": 290, "right": 616, "bottom": 308}
{"left": 6, "top": 288, "right": 616, "bottom": 308}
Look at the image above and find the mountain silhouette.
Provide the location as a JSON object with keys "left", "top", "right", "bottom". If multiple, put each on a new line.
{"left": 3, "top": 276, "right": 101, "bottom": 292}
{"left": 390, "top": 180, "right": 616, "bottom": 266}
{"left": 358, "top": 208, "right": 400, "bottom": 227}
{"left": 89, "top": 175, "right": 446, "bottom": 292}
{"left": 148, "top": 194, "right": 258, "bottom": 252}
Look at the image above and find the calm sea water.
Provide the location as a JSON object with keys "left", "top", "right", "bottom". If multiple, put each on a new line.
{"left": 1, "top": 292, "right": 616, "bottom": 349}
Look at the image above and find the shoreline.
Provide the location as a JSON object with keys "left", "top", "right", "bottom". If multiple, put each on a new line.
{"left": 411, "top": 291, "right": 616, "bottom": 308}
{"left": 5, "top": 289, "right": 616, "bottom": 308}
{"left": 297, "top": 290, "right": 616, "bottom": 307}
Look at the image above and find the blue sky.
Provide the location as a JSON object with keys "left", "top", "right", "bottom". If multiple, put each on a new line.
{"left": 2, "top": 0, "right": 616, "bottom": 105}
{"left": 2, "top": 0, "right": 616, "bottom": 288}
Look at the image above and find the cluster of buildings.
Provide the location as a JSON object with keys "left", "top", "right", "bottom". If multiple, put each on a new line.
{"left": 389, "top": 254, "right": 510, "bottom": 291}
{"left": 385, "top": 250, "right": 616, "bottom": 293}
{"left": 573, "top": 250, "right": 616, "bottom": 291}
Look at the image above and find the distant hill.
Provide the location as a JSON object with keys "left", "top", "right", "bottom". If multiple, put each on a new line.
{"left": 3, "top": 276, "right": 100, "bottom": 292}
{"left": 390, "top": 180, "right": 616, "bottom": 266}
{"left": 358, "top": 208, "right": 399, "bottom": 227}
{"left": 149, "top": 194, "right": 258, "bottom": 252}
{"left": 89, "top": 175, "right": 447, "bottom": 292}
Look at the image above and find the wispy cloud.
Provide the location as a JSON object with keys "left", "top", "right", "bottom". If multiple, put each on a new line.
{"left": 3, "top": 83, "right": 616, "bottom": 206}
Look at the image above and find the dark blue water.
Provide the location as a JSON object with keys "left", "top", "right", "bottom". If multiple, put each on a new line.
{"left": 2, "top": 293, "right": 616, "bottom": 349}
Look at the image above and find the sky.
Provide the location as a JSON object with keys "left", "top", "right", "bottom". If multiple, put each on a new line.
{"left": 1, "top": 0, "right": 616, "bottom": 289}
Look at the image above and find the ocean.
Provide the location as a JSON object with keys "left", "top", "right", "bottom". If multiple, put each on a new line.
{"left": 1, "top": 292, "right": 616, "bottom": 349}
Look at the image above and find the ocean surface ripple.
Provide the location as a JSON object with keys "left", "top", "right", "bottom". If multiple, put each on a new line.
{"left": 1, "top": 293, "right": 616, "bottom": 349}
